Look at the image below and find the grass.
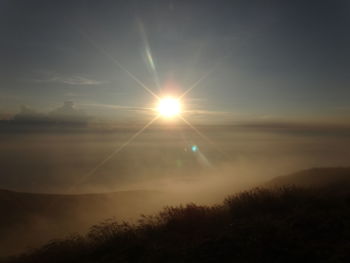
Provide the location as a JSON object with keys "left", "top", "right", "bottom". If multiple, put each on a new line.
{"left": 5, "top": 186, "right": 350, "bottom": 263}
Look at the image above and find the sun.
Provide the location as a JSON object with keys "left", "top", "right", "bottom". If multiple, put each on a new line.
{"left": 157, "top": 97, "right": 181, "bottom": 118}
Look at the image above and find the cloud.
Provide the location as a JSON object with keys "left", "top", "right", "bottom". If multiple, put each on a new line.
{"left": 82, "top": 103, "right": 154, "bottom": 114}
{"left": 13, "top": 105, "right": 46, "bottom": 122}
{"left": 9, "top": 102, "right": 90, "bottom": 127}
{"left": 82, "top": 103, "right": 238, "bottom": 123}
{"left": 49, "top": 101, "right": 89, "bottom": 123}
{"left": 29, "top": 70, "right": 106, "bottom": 86}
{"left": 184, "top": 109, "right": 233, "bottom": 116}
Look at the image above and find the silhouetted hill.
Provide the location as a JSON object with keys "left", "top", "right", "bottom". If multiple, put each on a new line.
{"left": 266, "top": 167, "right": 350, "bottom": 189}
{"left": 5, "top": 186, "right": 350, "bottom": 263}
{"left": 0, "top": 189, "right": 169, "bottom": 257}
{"left": 3, "top": 167, "right": 350, "bottom": 262}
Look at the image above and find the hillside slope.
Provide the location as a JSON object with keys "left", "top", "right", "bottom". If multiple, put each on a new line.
{"left": 266, "top": 167, "right": 350, "bottom": 189}
{"left": 5, "top": 186, "right": 350, "bottom": 263}
{"left": 4, "top": 167, "right": 350, "bottom": 263}
{"left": 0, "top": 189, "right": 168, "bottom": 256}
{"left": 0, "top": 168, "right": 350, "bottom": 262}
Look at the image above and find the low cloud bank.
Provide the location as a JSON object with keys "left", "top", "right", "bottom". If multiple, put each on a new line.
{"left": 6, "top": 101, "right": 90, "bottom": 127}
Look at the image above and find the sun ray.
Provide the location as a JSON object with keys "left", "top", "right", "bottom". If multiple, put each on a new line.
{"left": 113, "top": 59, "right": 160, "bottom": 100}
{"left": 179, "top": 69, "right": 213, "bottom": 99}
{"left": 178, "top": 115, "right": 213, "bottom": 145}
{"left": 76, "top": 26, "right": 160, "bottom": 100}
{"left": 179, "top": 48, "right": 235, "bottom": 99}
{"left": 82, "top": 103, "right": 154, "bottom": 112}
{"left": 69, "top": 22, "right": 236, "bottom": 190}
{"left": 178, "top": 115, "right": 228, "bottom": 157}
{"left": 73, "top": 115, "right": 160, "bottom": 189}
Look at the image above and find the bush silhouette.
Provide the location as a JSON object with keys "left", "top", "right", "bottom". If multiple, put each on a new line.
{"left": 6, "top": 186, "right": 350, "bottom": 263}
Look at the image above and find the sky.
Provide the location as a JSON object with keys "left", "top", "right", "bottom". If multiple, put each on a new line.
{"left": 0, "top": 0, "right": 350, "bottom": 124}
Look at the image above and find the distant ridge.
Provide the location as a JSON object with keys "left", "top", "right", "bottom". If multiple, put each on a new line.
{"left": 5, "top": 168, "right": 350, "bottom": 263}
{"left": 266, "top": 167, "right": 350, "bottom": 189}
{"left": 2, "top": 167, "right": 350, "bottom": 258}
{"left": 0, "top": 189, "right": 167, "bottom": 257}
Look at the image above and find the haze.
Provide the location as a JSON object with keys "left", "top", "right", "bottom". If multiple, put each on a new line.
{"left": 1, "top": 0, "right": 350, "bottom": 260}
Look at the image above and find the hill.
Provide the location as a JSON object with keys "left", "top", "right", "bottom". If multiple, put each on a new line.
{"left": 266, "top": 167, "right": 350, "bottom": 189}
{"left": 3, "top": 167, "right": 350, "bottom": 262}
{"left": 5, "top": 186, "right": 350, "bottom": 263}
{"left": 0, "top": 189, "right": 169, "bottom": 257}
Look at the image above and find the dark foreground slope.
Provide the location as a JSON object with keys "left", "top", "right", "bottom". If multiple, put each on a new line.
{"left": 5, "top": 185, "right": 350, "bottom": 263}
{"left": 267, "top": 167, "right": 350, "bottom": 189}
{"left": 0, "top": 190, "right": 169, "bottom": 256}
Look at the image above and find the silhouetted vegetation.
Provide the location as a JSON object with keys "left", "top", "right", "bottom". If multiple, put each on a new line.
{"left": 5, "top": 186, "right": 350, "bottom": 263}
{"left": 0, "top": 189, "right": 170, "bottom": 257}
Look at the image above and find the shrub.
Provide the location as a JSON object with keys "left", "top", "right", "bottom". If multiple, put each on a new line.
{"left": 6, "top": 186, "right": 350, "bottom": 263}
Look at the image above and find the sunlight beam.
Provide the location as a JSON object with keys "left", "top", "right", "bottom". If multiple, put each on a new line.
{"left": 75, "top": 115, "right": 160, "bottom": 188}
{"left": 178, "top": 115, "right": 228, "bottom": 157}
{"left": 179, "top": 48, "right": 235, "bottom": 99}
{"left": 179, "top": 69, "right": 213, "bottom": 99}
{"left": 76, "top": 26, "right": 160, "bottom": 100}
{"left": 178, "top": 115, "right": 214, "bottom": 145}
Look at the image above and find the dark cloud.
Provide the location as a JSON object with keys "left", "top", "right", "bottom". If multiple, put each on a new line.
{"left": 5, "top": 102, "right": 90, "bottom": 128}
{"left": 49, "top": 101, "right": 89, "bottom": 124}
{"left": 13, "top": 105, "right": 46, "bottom": 122}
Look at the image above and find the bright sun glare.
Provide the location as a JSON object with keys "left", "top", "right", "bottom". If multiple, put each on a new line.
{"left": 157, "top": 97, "right": 181, "bottom": 118}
